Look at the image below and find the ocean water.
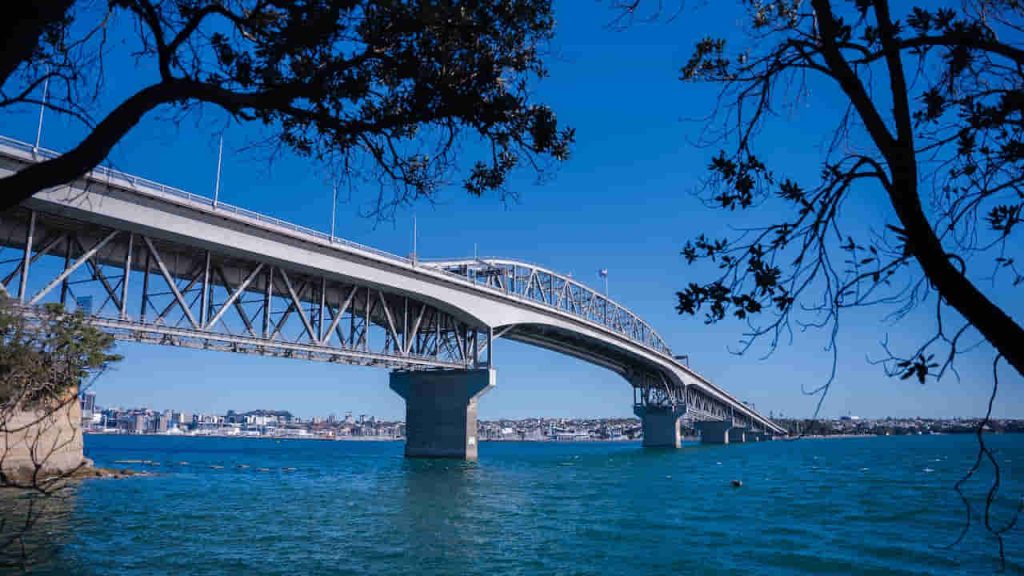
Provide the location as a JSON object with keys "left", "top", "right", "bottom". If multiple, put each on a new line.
{"left": 9, "top": 434, "right": 1024, "bottom": 574}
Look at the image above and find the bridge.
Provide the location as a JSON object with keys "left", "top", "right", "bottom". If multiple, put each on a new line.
{"left": 0, "top": 135, "right": 785, "bottom": 459}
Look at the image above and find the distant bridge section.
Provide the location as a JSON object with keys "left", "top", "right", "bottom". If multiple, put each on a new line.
{"left": 421, "top": 259, "right": 672, "bottom": 356}
{"left": 0, "top": 135, "right": 784, "bottom": 458}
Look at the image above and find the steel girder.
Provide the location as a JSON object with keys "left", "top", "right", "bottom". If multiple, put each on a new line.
{"left": 0, "top": 209, "right": 489, "bottom": 370}
{"left": 421, "top": 259, "right": 671, "bottom": 357}
{"left": 629, "top": 368, "right": 753, "bottom": 427}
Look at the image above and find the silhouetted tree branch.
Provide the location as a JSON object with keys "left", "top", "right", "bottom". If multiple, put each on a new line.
{"left": 653, "top": 0, "right": 1023, "bottom": 568}
{"left": 0, "top": 0, "right": 574, "bottom": 215}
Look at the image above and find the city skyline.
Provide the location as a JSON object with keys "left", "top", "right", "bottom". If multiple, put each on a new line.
{"left": 80, "top": 387, "right": 1010, "bottom": 425}
{"left": 2, "top": 1, "right": 1019, "bottom": 421}
{"left": 82, "top": 391, "right": 1021, "bottom": 442}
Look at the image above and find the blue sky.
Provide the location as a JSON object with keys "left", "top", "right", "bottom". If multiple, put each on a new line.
{"left": 2, "top": 1, "right": 1021, "bottom": 420}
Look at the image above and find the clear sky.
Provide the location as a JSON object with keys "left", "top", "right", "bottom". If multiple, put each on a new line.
{"left": 2, "top": 1, "right": 1020, "bottom": 420}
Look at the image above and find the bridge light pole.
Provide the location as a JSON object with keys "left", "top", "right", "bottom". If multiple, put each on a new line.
{"left": 330, "top": 182, "right": 338, "bottom": 242}
{"left": 411, "top": 214, "right": 418, "bottom": 265}
{"left": 34, "top": 71, "right": 49, "bottom": 153}
{"left": 213, "top": 136, "right": 224, "bottom": 209}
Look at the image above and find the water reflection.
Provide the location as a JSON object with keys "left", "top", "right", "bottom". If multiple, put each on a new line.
{"left": 0, "top": 485, "right": 78, "bottom": 571}
{"left": 393, "top": 459, "right": 485, "bottom": 572}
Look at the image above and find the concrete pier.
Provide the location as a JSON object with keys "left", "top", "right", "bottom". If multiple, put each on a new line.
{"left": 728, "top": 427, "right": 747, "bottom": 444}
{"left": 1, "top": 386, "right": 91, "bottom": 483}
{"left": 695, "top": 420, "right": 733, "bottom": 444}
{"left": 634, "top": 405, "right": 686, "bottom": 448}
{"left": 389, "top": 368, "right": 495, "bottom": 460}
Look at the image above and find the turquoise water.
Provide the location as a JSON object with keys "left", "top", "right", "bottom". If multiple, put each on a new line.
{"left": 14, "top": 434, "right": 1024, "bottom": 574}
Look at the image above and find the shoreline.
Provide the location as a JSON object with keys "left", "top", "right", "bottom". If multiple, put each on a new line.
{"left": 83, "top": 432, "right": 642, "bottom": 443}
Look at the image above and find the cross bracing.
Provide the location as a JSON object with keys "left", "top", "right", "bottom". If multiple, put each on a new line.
{"left": 0, "top": 209, "right": 488, "bottom": 371}
{"left": 421, "top": 259, "right": 672, "bottom": 356}
{"left": 627, "top": 368, "right": 757, "bottom": 429}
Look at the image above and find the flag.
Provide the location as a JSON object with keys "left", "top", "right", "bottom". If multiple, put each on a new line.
{"left": 598, "top": 269, "right": 608, "bottom": 278}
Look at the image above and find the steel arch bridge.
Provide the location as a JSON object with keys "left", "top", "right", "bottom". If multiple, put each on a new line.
{"left": 0, "top": 136, "right": 784, "bottom": 436}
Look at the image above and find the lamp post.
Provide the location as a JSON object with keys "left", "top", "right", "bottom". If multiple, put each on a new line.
{"left": 213, "top": 136, "right": 224, "bottom": 208}
{"left": 34, "top": 72, "right": 49, "bottom": 152}
{"left": 330, "top": 183, "right": 338, "bottom": 241}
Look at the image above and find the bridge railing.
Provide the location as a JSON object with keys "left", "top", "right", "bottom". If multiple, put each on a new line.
{"left": 0, "top": 135, "right": 675, "bottom": 357}
{"left": 419, "top": 258, "right": 673, "bottom": 356}
{"left": 0, "top": 136, "right": 410, "bottom": 266}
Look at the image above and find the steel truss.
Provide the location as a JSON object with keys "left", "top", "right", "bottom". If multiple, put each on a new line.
{"left": 0, "top": 209, "right": 489, "bottom": 370}
{"left": 422, "top": 259, "right": 671, "bottom": 356}
{"left": 629, "top": 369, "right": 755, "bottom": 428}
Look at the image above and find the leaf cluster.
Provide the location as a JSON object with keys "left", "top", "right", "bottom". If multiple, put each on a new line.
{"left": 0, "top": 298, "right": 120, "bottom": 410}
{"left": 0, "top": 0, "right": 575, "bottom": 215}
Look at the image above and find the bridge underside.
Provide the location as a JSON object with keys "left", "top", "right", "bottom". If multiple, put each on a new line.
{"left": 0, "top": 205, "right": 782, "bottom": 458}
{"left": 0, "top": 208, "right": 489, "bottom": 370}
{"left": 498, "top": 323, "right": 772, "bottom": 433}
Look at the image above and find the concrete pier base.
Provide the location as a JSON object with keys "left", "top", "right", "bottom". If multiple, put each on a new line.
{"left": 389, "top": 368, "right": 495, "bottom": 460}
{"left": 695, "top": 420, "right": 733, "bottom": 444}
{"left": 633, "top": 405, "right": 686, "bottom": 448}
{"left": 1, "top": 388, "right": 89, "bottom": 484}
{"left": 728, "top": 427, "right": 747, "bottom": 444}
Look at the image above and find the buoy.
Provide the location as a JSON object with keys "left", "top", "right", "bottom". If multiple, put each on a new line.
{"left": 731, "top": 479, "right": 743, "bottom": 488}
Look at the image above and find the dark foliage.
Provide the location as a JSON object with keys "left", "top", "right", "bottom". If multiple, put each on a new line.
{"left": 0, "top": 0, "right": 574, "bottom": 215}
{"left": 664, "top": 0, "right": 1023, "bottom": 568}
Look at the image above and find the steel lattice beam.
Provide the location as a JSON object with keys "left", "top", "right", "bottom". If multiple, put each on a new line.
{"left": 0, "top": 210, "right": 489, "bottom": 371}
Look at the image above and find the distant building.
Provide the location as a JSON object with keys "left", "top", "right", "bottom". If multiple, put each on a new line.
{"left": 80, "top": 392, "right": 96, "bottom": 414}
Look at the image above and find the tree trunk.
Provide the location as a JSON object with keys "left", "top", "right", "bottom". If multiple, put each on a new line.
{"left": 889, "top": 167, "right": 1024, "bottom": 379}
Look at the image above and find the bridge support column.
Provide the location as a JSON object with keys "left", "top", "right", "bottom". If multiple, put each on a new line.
{"left": 695, "top": 420, "right": 733, "bottom": 444}
{"left": 633, "top": 405, "right": 686, "bottom": 448}
{"left": 728, "top": 427, "right": 747, "bottom": 443}
{"left": 389, "top": 368, "right": 495, "bottom": 460}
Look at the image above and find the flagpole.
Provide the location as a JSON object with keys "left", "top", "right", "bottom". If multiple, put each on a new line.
{"left": 213, "top": 136, "right": 224, "bottom": 208}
